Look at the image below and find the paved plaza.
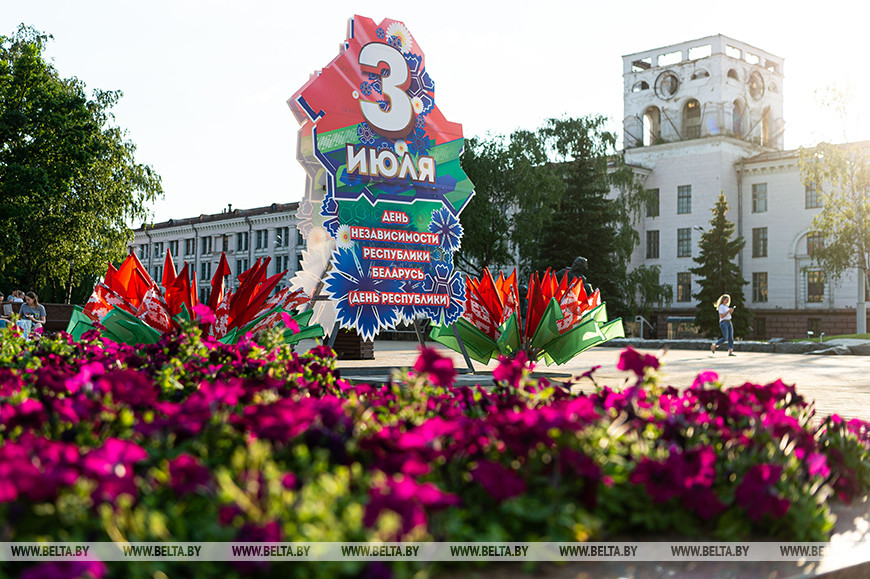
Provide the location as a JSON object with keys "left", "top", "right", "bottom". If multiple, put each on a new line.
{"left": 336, "top": 341, "right": 870, "bottom": 422}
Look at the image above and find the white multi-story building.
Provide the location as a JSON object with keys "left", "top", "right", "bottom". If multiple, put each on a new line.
{"left": 621, "top": 34, "right": 866, "bottom": 339}
{"left": 132, "top": 202, "right": 303, "bottom": 304}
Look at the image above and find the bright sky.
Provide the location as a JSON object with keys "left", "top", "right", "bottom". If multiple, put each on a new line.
{"left": 3, "top": 1, "right": 869, "bottom": 224}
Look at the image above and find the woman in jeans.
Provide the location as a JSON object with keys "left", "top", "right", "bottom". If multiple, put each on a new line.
{"left": 711, "top": 294, "right": 735, "bottom": 356}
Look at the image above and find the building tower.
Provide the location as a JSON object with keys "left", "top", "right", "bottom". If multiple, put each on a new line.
{"left": 622, "top": 35, "right": 784, "bottom": 151}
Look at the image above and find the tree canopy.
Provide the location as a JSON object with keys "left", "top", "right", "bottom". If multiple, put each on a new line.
{"left": 457, "top": 130, "right": 562, "bottom": 275}
{"left": 689, "top": 192, "right": 750, "bottom": 338}
{"left": 0, "top": 25, "right": 162, "bottom": 302}
{"left": 459, "top": 115, "right": 668, "bottom": 320}
{"left": 798, "top": 142, "right": 870, "bottom": 292}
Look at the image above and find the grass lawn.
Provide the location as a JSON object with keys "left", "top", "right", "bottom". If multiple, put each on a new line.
{"left": 789, "top": 332, "right": 870, "bottom": 343}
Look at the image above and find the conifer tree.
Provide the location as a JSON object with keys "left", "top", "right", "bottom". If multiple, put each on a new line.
{"left": 689, "top": 193, "right": 750, "bottom": 338}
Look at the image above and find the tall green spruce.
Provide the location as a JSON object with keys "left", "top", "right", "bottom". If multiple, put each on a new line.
{"left": 533, "top": 116, "right": 648, "bottom": 318}
{"left": 690, "top": 193, "right": 750, "bottom": 338}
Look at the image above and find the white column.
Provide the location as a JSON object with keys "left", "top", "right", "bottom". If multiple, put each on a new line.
{"left": 858, "top": 268, "right": 867, "bottom": 334}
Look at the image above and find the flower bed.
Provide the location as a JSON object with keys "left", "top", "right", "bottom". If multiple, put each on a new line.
{"left": 1, "top": 326, "right": 869, "bottom": 578}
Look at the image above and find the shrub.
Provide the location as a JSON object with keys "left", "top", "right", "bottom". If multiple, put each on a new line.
{"left": 1, "top": 327, "right": 868, "bottom": 578}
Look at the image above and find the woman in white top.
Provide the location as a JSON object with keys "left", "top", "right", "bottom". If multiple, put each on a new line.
{"left": 710, "top": 294, "right": 735, "bottom": 356}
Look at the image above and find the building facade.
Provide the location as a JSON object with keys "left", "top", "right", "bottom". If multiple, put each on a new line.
{"left": 132, "top": 203, "right": 303, "bottom": 304}
{"left": 621, "top": 34, "right": 867, "bottom": 339}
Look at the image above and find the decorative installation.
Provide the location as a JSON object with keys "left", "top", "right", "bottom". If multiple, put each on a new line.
{"left": 430, "top": 269, "right": 624, "bottom": 365}
{"left": 288, "top": 15, "right": 475, "bottom": 341}
{"left": 67, "top": 251, "right": 323, "bottom": 345}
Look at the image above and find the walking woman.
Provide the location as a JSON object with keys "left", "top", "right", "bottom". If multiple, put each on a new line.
{"left": 711, "top": 294, "right": 736, "bottom": 356}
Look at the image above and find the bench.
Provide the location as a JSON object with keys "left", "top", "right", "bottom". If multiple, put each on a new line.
{"left": 42, "top": 303, "right": 77, "bottom": 334}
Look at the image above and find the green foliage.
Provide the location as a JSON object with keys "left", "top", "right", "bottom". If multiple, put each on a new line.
{"left": 532, "top": 116, "right": 658, "bottom": 319}
{"left": 458, "top": 130, "right": 563, "bottom": 275}
{"left": 689, "top": 193, "right": 750, "bottom": 338}
{"left": 798, "top": 142, "right": 870, "bottom": 289}
{"left": 0, "top": 25, "right": 163, "bottom": 302}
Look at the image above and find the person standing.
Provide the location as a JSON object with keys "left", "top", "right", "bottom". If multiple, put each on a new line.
{"left": 711, "top": 294, "right": 735, "bottom": 356}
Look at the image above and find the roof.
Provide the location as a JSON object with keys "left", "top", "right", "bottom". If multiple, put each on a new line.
{"left": 136, "top": 201, "right": 300, "bottom": 232}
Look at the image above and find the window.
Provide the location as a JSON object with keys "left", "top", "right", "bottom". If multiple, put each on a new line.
{"left": 201, "top": 236, "right": 212, "bottom": 255}
{"left": 677, "top": 228, "right": 692, "bottom": 257}
{"left": 646, "top": 189, "right": 660, "bottom": 217}
{"left": 275, "top": 254, "right": 291, "bottom": 275}
{"left": 184, "top": 238, "right": 195, "bottom": 256}
{"left": 139, "top": 244, "right": 149, "bottom": 259}
{"left": 752, "top": 272, "right": 768, "bottom": 303}
{"left": 222, "top": 234, "right": 229, "bottom": 252}
{"left": 236, "top": 258, "right": 249, "bottom": 274}
{"left": 199, "top": 287, "right": 210, "bottom": 304}
{"left": 255, "top": 229, "right": 268, "bottom": 250}
{"left": 275, "top": 227, "right": 290, "bottom": 248}
{"left": 153, "top": 265, "right": 163, "bottom": 282}
{"left": 297, "top": 229, "right": 304, "bottom": 246}
{"left": 752, "top": 227, "right": 768, "bottom": 258}
{"left": 807, "top": 271, "right": 825, "bottom": 303}
{"left": 646, "top": 230, "right": 660, "bottom": 259}
{"left": 236, "top": 232, "right": 249, "bottom": 252}
{"left": 169, "top": 240, "right": 179, "bottom": 257}
{"left": 677, "top": 273, "right": 692, "bottom": 302}
{"left": 642, "top": 107, "right": 661, "bottom": 146}
{"left": 732, "top": 100, "right": 744, "bottom": 136}
{"left": 200, "top": 261, "right": 211, "bottom": 281}
{"left": 677, "top": 185, "right": 692, "bottom": 214}
{"left": 807, "top": 232, "right": 823, "bottom": 255}
{"left": 683, "top": 99, "right": 701, "bottom": 139}
{"left": 153, "top": 242, "right": 163, "bottom": 257}
{"left": 806, "top": 183, "right": 821, "bottom": 209}
{"left": 751, "top": 183, "right": 768, "bottom": 213}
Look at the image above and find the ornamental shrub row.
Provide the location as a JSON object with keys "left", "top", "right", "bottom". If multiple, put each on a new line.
{"left": 0, "top": 325, "right": 869, "bottom": 578}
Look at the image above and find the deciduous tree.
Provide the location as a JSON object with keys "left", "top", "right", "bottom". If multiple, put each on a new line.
{"left": 0, "top": 25, "right": 162, "bottom": 302}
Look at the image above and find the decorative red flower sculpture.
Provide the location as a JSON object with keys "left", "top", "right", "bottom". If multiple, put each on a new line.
{"left": 429, "top": 268, "right": 623, "bottom": 365}
{"left": 68, "top": 251, "right": 323, "bottom": 345}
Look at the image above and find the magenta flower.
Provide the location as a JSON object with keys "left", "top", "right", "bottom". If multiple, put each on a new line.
{"left": 691, "top": 370, "right": 719, "bottom": 389}
{"left": 0, "top": 442, "right": 40, "bottom": 502}
{"left": 629, "top": 456, "right": 681, "bottom": 503}
{"left": 735, "top": 464, "right": 790, "bottom": 521}
{"left": 0, "top": 398, "right": 47, "bottom": 432}
{"left": 193, "top": 303, "right": 216, "bottom": 324}
{"left": 281, "top": 312, "right": 301, "bottom": 334}
{"left": 471, "top": 460, "right": 526, "bottom": 502}
{"left": 82, "top": 438, "right": 148, "bottom": 502}
{"left": 493, "top": 350, "right": 533, "bottom": 388}
{"left": 364, "top": 474, "right": 460, "bottom": 537}
{"left": 616, "top": 347, "right": 660, "bottom": 378}
{"left": 413, "top": 346, "right": 456, "bottom": 387}
{"left": 168, "top": 454, "right": 212, "bottom": 495}
{"left": 806, "top": 452, "right": 830, "bottom": 479}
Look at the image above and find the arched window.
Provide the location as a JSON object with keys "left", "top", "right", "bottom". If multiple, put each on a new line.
{"left": 732, "top": 100, "right": 744, "bottom": 136}
{"left": 642, "top": 106, "right": 661, "bottom": 146}
{"left": 691, "top": 69, "right": 709, "bottom": 80}
{"left": 632, "top": 81, "right": 649, "bottom": 92}
{"left": 683, "top": 99, "right": 701, "bottom": 139}
{"left": 761, "top": 107, "right": 772, "bottom": 146}
{"left": 727, "top": 68, "right": 739, "bottom": 81}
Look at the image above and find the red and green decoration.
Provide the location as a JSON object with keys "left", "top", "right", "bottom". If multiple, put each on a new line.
{"left": 67, "top": 251, "right": 323, "bottom": 345}
{"left": 289, "top": 15, "right": 474, "bottom": 341}
{"left": 430, "top": 269, "right": 625, "bottom": 365}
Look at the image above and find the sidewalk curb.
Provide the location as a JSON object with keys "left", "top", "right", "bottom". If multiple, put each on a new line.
{"left": 602, "top": 338, "right": 870, "bottom": 356}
